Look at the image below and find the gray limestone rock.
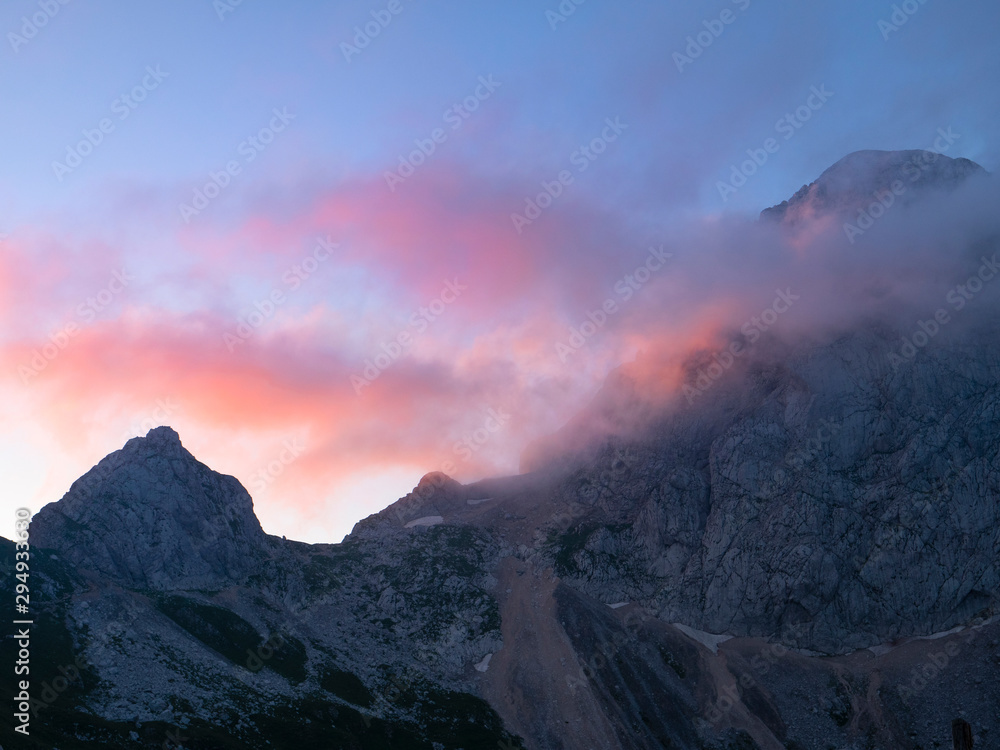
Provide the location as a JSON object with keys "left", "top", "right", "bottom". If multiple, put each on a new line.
{"left": 31, "top": 426, "right": 271, "bottom": 589}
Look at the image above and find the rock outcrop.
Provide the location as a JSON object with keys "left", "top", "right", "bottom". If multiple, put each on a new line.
{"left": 31, "top": 426, "right": 271, "bottom": 590}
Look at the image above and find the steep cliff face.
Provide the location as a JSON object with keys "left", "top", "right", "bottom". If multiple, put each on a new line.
{"left": 30, "top": 426, "right": 272, "bottom": 590}
{"left": 524, "top": 326, "right": 1000, "bottom": 653}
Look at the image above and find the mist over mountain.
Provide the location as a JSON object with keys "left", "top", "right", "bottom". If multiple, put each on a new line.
{"left": 760, "top": 147, "right": 987, "bottom": 224}
{"left": 6, "top": 151, "right": 1000, "bottom": 749}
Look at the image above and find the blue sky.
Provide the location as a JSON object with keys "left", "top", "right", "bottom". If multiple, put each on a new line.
{"left": 3, "top": 0, "right": 996, "bottom": 225}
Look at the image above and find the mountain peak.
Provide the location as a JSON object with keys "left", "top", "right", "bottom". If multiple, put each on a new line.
{"left": 31, "top": 427, "right": 270, "bottom": 589}
{"left": 110, "top": 425, "right": 190, "bottom": 464}
{"left": 415, "top": 471, "right": 458, "bottom": 492}
{"left": 761, "top": 148, "right": 987, "bottom": 224}
{"left": 132, "top": 423, "right": 182, "bottom": 446}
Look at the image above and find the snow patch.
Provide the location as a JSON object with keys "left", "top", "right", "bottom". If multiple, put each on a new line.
{"left": 672, "top": 623, "right": 733, "bottom": 654}
{"left": 474, "top": 653, "right": 493, "bottom": 672}
{"left": 404, "top": 515, "right": 444, "bottom": 528}
{"left": 865, "top": 616, "right": 997, "bottom": 656}
{"left": 609, "top": 602, "right": 629, "bottom": 609}
{"left": 466, "top": 497, "right": 494, "bottom": 506}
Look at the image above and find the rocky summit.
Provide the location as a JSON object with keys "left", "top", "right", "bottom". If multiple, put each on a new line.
{"left": 759, "top": 148, "right": 987, "bottom": 224}
{"left": 30, "top": 426, "right": 271, "bottom": 591}
{"left": 4, "top": 152, "right": 1000, "bottom": 749}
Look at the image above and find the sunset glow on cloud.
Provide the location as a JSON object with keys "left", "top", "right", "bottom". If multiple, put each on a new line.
{"left": 2, "top": 0, "right": 997, "bottom": 543}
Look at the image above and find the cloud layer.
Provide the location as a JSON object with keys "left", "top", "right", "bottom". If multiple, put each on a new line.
{"left": 2, "top": 1, "right": 998, "bottom": 542}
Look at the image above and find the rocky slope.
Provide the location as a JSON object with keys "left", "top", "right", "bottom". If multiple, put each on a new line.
{"left": 511, "top": 327, "right": 1000, "bottom": 654}
{"left": 4, "top": 151, "right": 999, "bottom": 750}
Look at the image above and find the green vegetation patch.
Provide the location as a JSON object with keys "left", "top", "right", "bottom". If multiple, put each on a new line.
{"left": 155, "top": 595, "right": 262, "bottom": 668}
{"left": 319, "top": 665, "right": 374, "bottom": 707}
{"left": 154, "top": 595, "right": 308, "bottom": 683}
